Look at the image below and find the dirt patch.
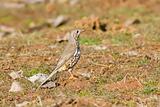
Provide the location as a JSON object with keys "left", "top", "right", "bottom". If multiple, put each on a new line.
{"left": 76, "top": 97, "right": 112, "bottom": 107}
{"left": 63, "top": 79, "right": 91, "bottom": 92}
{"left": 105, "top": 76, "right": 143, "bottom": 91}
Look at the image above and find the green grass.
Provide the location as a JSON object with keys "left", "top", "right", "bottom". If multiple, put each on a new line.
{"left": 95, "top": 76, "right": 108, "bottom": 85}
{"left": 142, "top": 86, "right": 158, "bottom": 95}
{"left": 22, "top": 65, "right": 50, "bottom": 77}
{"left": 111, "top": 52, "right": 121, "bottom": 59}
{"left": 136, "top": 57, "right": 150, "bottom": 67}
{"left": 23, "top": 18, "right": 34, "bottom": 27}
{"left": 111, "top": 32, "right": 133, "bottom": 45}
{"left": 141, "top": 80, "right": 159, "bottom": 95}
{"left": 78, "top": 90, "right": 92, "bottom": 97}
{"left": 80, "top": 37, "right": 101, "bottom": 45}
{"left": 112, "top": 73, "right": 124, "bottom": 82}
{"left": 125, "top": 100, "right": 136, "bottom": 107}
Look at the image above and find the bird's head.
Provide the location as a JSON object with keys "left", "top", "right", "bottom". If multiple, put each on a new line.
{"left": 71, "top": 29, "right": 84, "bottom": 40}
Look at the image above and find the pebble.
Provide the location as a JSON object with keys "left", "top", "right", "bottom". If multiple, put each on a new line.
{"left": 27, "top": 73, "right": 48, "bottom": 84}
{"left": 9, "top": 81, "right": 23, "bottom": 92}
{"left": 9, "top": 70, "right": 23, "bottom": 79}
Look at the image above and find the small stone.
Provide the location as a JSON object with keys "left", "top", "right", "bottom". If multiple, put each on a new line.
{"left": 79, "top": 72, "right": 91, "bottom": 79}
{"left": 0, "top": 25, "right": 15, "bottom": 32}
{"left": 56, "top": 32, "right": 69, "bottom": 43}
{"left": 27, "top": 73, "right": 48, "bottom": 84}
{"left": 41, "top": 81, "right": 57, "bottom": 88}
{"left": 0, "top": 25, "right": 16, "bottom": 38}
{"left": 9, "top": 81, "right": 23, "bottom": 92}
{"left": 48, "top": 15, "right": 69, "bottom": 27}
{"left": 9, "top": 70, "right": 23, "bottom": 79}
{"left": 124, "top": 18, "right": 141, "bottom": 27}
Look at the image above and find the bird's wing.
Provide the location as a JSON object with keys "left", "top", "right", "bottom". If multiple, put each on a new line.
{"left": 55, "top": 43, "right": 76, "bottom": 70}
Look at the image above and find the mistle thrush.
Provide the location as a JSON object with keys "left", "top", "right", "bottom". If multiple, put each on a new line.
{"left": 37, "top": 29, "right": 84, "bottom": 89}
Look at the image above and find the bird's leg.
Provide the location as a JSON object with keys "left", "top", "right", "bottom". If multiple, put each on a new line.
{"left": 68, "top": 68, "right": 78, "bottom": 80}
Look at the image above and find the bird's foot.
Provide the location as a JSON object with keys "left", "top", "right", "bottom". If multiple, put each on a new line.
{"left": 68, "top": 74, "right": 78, "bottom": 80}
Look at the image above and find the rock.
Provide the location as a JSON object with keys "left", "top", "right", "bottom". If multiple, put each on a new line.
{"left": 124, "top": 18, "right": 141, "bottom": 27}
{"left": 56, "top": 32, "right": 69, "bottom": 43}
{"left": 41, "top": 81, "right": 57, "bottom": 88}
{"left": 9, "top": 81, "right": 23, "bottom": 92}
{"left": 79, "top": 72, "right": 91, "bottom": 79}
{"left": 48, "top": 15, "right": 69, "bottom": 27}
{"left": 27, "top": 73, "right": 48, "bottom": 84}
{"left": 15, "top": 101, "right": 29, "bottom": 107}
{"left": 0, "top": 25, "right": 16, "bottom": 38}
{"left": 0, "top": 25, "right": 15, "bottom": 33}
{"left": 9, "top": 70, "right": 23, "bottom": 79}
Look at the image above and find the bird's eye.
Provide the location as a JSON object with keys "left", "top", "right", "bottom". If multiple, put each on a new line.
{"left": 76, "top": 30, "right": 79, "bottom": 34}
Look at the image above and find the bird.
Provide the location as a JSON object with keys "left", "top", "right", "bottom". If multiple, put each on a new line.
{"left": 37, "top": 29, "right": 84, "bottom": 90}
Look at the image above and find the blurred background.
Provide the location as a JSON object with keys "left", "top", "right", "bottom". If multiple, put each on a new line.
{"left": 0, "top": 0, "right": 160, "bottom": 106}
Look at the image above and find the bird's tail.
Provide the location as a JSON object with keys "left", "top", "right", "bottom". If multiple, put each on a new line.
{"left": 36, "top": 68, "right": 59, "bottom": 91}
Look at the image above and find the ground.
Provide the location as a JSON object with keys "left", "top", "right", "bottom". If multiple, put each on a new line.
{"left": 0, "top": 0, "right": 160, "bottom": 106}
